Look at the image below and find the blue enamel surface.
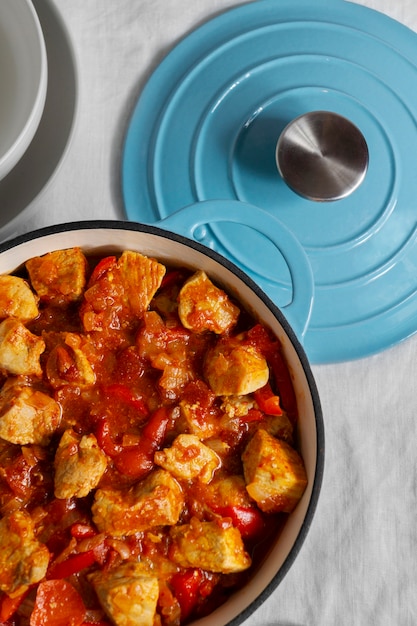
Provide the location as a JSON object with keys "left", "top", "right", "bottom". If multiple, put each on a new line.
{"left": 158, "top": 200, "right": 315, "bottom": 340}
{"left": 122, "top": 0, "right": 417, "bottom": 363}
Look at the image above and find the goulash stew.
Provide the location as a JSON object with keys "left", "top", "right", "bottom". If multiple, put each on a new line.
{"left": 0, "top": 248, "right": 307, "bottom": 626}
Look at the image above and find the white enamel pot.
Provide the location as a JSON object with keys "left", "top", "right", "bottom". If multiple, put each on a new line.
{"left": 0, "top": 220, "right": 324, "bottom": 626}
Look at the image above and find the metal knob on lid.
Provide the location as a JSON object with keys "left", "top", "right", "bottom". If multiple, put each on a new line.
{"left": 276, "top": 111, "right": 369, "bottom": 202}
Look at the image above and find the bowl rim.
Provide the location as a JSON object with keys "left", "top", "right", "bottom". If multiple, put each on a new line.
{"left": 0, "top": 0, "right": 48, "bottom": 180}
{"left": 0, "top": 219, "right": 325, "bottom": 625}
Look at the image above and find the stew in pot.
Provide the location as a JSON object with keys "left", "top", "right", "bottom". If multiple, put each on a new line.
{"left": 0, "top": 247, "right": 307, "bottom": 626}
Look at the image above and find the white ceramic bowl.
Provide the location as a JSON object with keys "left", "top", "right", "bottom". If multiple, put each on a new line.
{"left": 0, "top": 220, "right": 324, "bottom": 626}
{"left": 0, "top": 0, "right": 47, "bottom": 181}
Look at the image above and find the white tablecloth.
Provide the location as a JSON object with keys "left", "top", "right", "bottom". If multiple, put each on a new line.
{"left": 3, "top": 0, "right": 417, "bottom": 624}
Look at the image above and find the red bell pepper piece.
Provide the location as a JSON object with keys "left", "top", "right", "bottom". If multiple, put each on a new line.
{"left": 160, "top": 269, "right": 184, "bottom": 289}
{"left": 253, "top": 383, "right": 283, "bottom": 416}
{"left": 4, "top": 453, "right": 34, "bottom": 499}
{"left": 245, "top": 323, "right": 276, "bottom": 355}
{"left": 170, "top": 569, "right": 205, "bottom": 620}
{"left": 45, "top": 496, "right": 78, "bottom": 525}
{"left": 113, "top": 407, "right": 170, "bottom": 480}
{"left": 268, "top": 350, "right": 297, "bottom": 421}
{"left": 239, "top": 408, "right": 264, "bottom": 423}
{"left": 30, "top": 580, "right": 86, "bottom": 626}
{"left": 0, "top": 591, "right": 27, "bottom": 621}
{"left": 214, "top": 505, "right": 266, "bottom": 540}
{"left": 103, "top": 384, "right": 148, "bottom": 416}
{"left": 89, "top": 256, "right": 117, "bottom": 285}
{"left": 47, "top": 550, "right": 96, "bottom": 579}
{"left": 70, "top": 522, "right": 97, "bottom": 540}
{"left": 246, "top": 325, "right": 297, "bottom": 420}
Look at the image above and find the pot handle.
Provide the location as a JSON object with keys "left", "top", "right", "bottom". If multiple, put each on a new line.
{"left": 158, "top": 200, "right": 314, "bottom": 339}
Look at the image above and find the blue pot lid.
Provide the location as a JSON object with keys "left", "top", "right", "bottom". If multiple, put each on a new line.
{"left": 122, "top": 0, "right": 417, "bottom": 364}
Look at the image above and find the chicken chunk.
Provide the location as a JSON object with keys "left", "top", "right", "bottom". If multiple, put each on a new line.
{"left": 220, "top": 395, "right": 256, "bottom": 418}
{"left": 54, "top": 429, "right": 108, "bottom": 499}
{"left": 82, "top": 251, "right": 166, "bottom": 331}
{"left": 154, "top": 434, "right": 220, "bottom": 484}
{"left": 25, "top": 247, "right": 88, "bottom": 305}
{"left": 46, "top": 333, "right": 96, "bottom": 388}
{"left": 169, "top": 517, "right": 251, "bottom": 574}
{"left": 242, "top": 429, "right": 307, "bottom": 513}
{"left": 178, "top": 271, "right": 239, "bottom": 334}
{"left": 92, "top": 469, "right": 184, "bottom": 536}
{"left": 117, "top": 250, "right": 166, "bottom": 315}
{"left": 0, "top": 384, "right": 61, "bottom": 445}
{"left": 137, "top": 311, "right": 193, "bottom": 399}
{"left": 0, "top": 275, "right": 39, "bottom": 322}
{"left": 89, "top": 562, "right": 159, "bottom": 626}
{"left": 0, "top": 318, "right": 45, "bottom": 376}
{"left": 219, "top": 396, "right": 294, "bottom": 443}
{"left": 0, "top": 510, "right": 49, "bottom": 598}
{"left": 179, "top": 399, "right": 221, "bottom": 439}
{"left": 263, "top": 412, "right": 294, "bottom": 444}
{"left": 204, "top": 475, "right": 254, "bottom": 509}
{"left": 137, "top": 313, "right": 191, "bottom": 399}
{"left": 204, "top": 337, "right": 269, "bottom": 396}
